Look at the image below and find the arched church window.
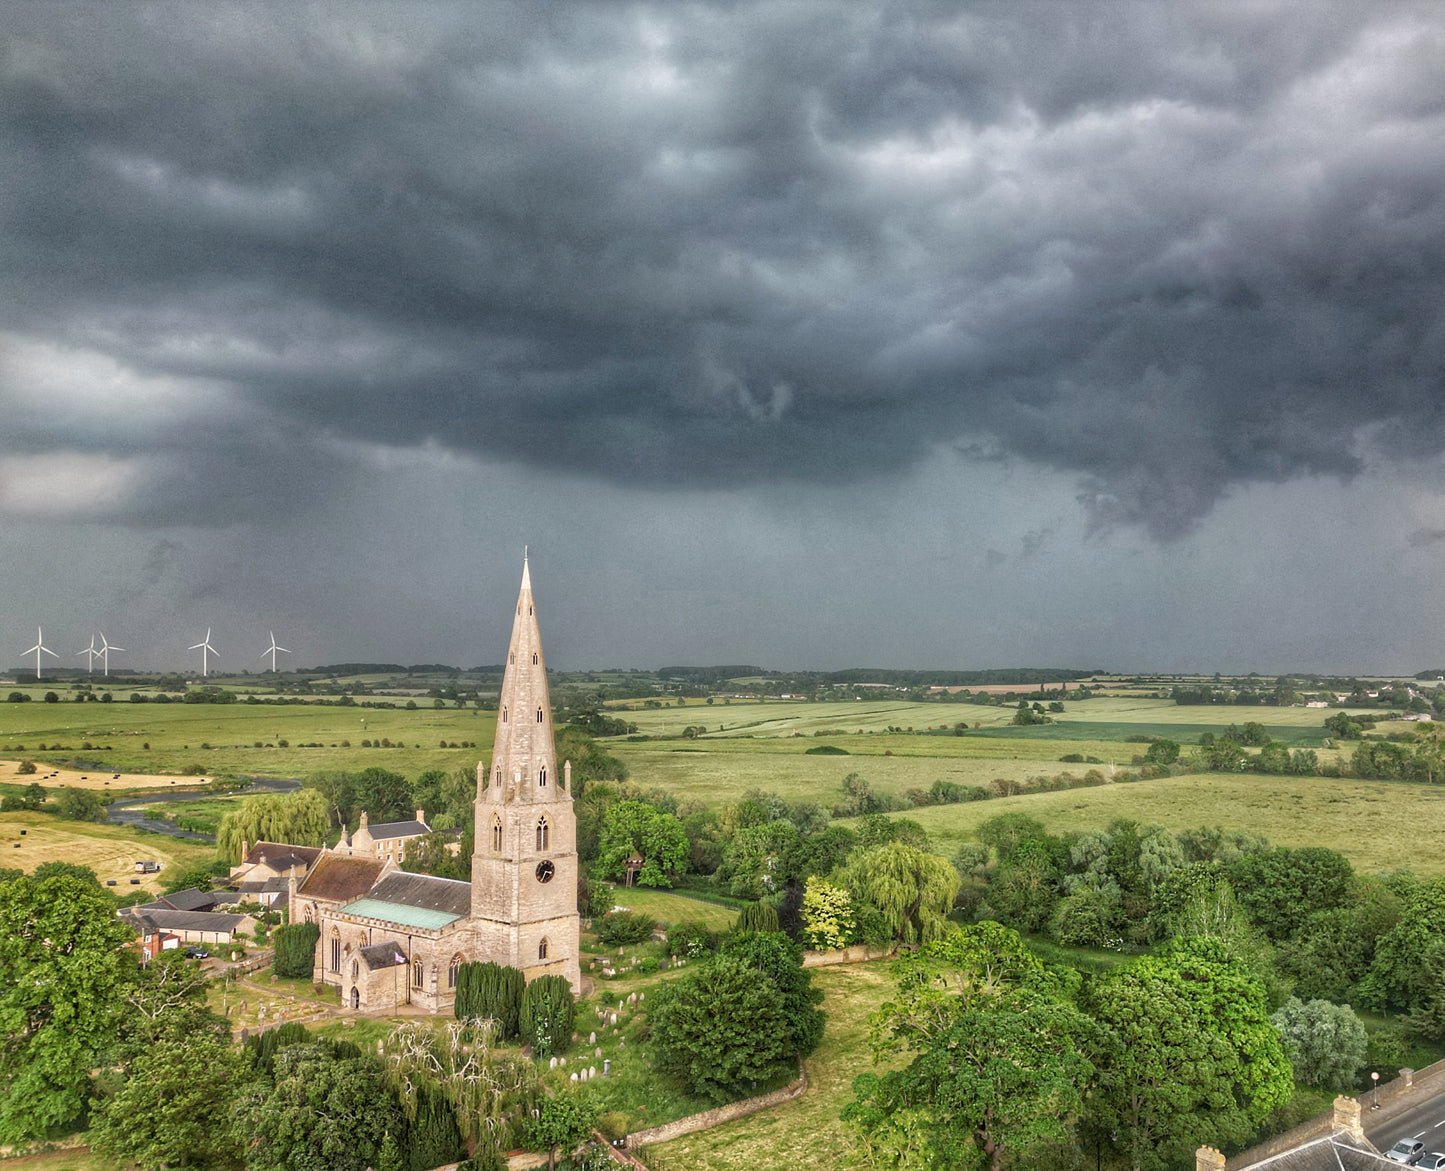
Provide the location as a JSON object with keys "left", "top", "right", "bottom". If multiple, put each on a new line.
{"left": 492, "top": 814, "right": 503, "bottom": 852}
{"left": 413, "top": 959, "right": 424, "bottom": 988}
{"left": 502, "top": 706, "right": 508, "bottom": 724}
{"left": 304, "top": 904, "right": 314, "bottom": 923}
{"left": 536, "top": 817, "right": 550, "bottom": 851}
{"left": 538, "top": 938, "right": 549, "bottom": 960}
{"left": 448, "top": 954, "right": 464, "bottom": 989}
{"left": 539, "top": 765, "right": 547, "bottom": 788}
{"left": 536, "top": 707, "right": 543, "bottom": 723}
{"left": 351, "top": 959, "right": 359, "bottom": 979}
{"left": 330, "top": 929, "right": 340, "bottom": 973}
{"left": 494, "top": 765, "right": 501, "bottom": 786}
{"left": 532, "top": 653, "right": 538, "bottom": 665}
{"left": 509, "top": 652, "right": 515, "bottom": 664}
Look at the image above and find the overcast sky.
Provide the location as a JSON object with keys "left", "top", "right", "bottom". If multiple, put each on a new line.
{"left": 3, "top": 2, "right": 1444, "bottom": 675}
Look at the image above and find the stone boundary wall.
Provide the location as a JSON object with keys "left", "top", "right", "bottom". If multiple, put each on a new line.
{"left": 801, "top": 943, "right": 896, "bottom": 968}
{"left": 1226, "top": 1059, "right": 1445, "bottom": 1169}
{"left": 624, "top": 1059, "right": 807, "bottom": 1150}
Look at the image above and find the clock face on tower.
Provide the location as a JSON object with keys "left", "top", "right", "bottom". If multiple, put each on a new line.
{"left": 535, "top": 860, "right": 555, "bottom": 884}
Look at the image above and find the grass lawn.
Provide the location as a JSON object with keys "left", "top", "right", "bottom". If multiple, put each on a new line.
{"left": 643, "top": 960, "right": 897, "bottom": 1170}
{"left": 885, "top": 772, "right": 1445, "bottom": 876}
{"left": 0, "top": 810, "right": 217, "bottom": 891}
{"left": 0, "top": 1148, "right": 111, "bottom": 1171}
{"left": 602, "top": 886, "right": 738, "bottom": 932}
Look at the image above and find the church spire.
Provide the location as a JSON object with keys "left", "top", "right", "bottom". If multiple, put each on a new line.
{"left": 485, "top": 552, "right": 559, "bottom": 803}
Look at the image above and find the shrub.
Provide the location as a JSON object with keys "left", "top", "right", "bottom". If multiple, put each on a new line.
{"left": 1271, "top": 997, "right": 1368, "bottom": 1090}
{"left": 454, "top": 962, "right": 525, "bottom": 1038}
{"left": 596, "top": 910, "right": 656, "bottom": 946}
{"left": 15, "top": 759, "right": 36, "bottom": 775}
{"left": 736, "top": 900, "right": 780, "bottom": 934}
{"left": 272, "top": 922, "right": 320, "bottom": 978}
{"left": 666, "top": 920, "right": 716, "bottom": 959}
{"left": 520, "top": 975, "right": 574, "bottom": 1058}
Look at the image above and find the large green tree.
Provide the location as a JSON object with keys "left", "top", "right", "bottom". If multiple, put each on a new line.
{"left": 525, "top": 1090, "right": 599, "bottom": 1171}
{"left": 0, "top": 874, "right": 134, "bottom": 1142}
{"left": 846, "top": 923, "right": 1095, "bottom": 1171}
{"left": 234, "top": 1043, "right": 405, "bottom": 1171}
{"left": 719, "top": 931, "right": 825, "bottom": 1058}
{"left": 837, "top": 841, "right": 961, "bottom": 945}
{"left": 89, "top": 1032, "right": 243, "bottom": 1170}
{"left": 217, "top": 789, "right": 331, "bottom": 864}
{"left": 650, "top": 956, "right": 792, "bottom": 1102}
{"left": 1088, "top": 938, "right": 1293, "bottom": 1171}
{"left": 1271, "top": 997, "right": 1368, "bottom": 1090}
{"left": 595, "top": 800, "right": 688, "bottom": 887}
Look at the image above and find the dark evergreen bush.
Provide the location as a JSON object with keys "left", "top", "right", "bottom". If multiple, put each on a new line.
{"left": 271, "top": 921, "right": 320, "bottom": 978}
{"left": 520, "top": 975, "right": 574, "bottom": 1058}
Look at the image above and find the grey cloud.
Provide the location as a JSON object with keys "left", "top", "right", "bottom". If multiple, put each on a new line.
{"left": 1409, "top": 528, "right": 1445, "bottom": 548}
{"left": 2, "top": 2, "right": 1444, "bottom": 538}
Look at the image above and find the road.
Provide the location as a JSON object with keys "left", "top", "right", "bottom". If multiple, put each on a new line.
{"left": 1366, "top": 1090, "right": 1445, "bottom": 1160}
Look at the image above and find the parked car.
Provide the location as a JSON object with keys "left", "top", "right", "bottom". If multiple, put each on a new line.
{"left": 184, "top": 947, "right": 210, "bottom": 959}
{"left": 1388, "top": 1139, "right": 1426, "bottom": 1164}
{"left": 1417, "top": 1154, "right": 1445, "bottom": 1170}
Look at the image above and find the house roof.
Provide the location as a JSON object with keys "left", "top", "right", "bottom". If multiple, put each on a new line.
{"left": 237, "top": 877, "right": 291, "bottom": 894}
{"left": 243, "top": 842, "right": 323, "bottom": 870}
{"left": 296, "top": 855, "right": 385, "bottom": 903}
{"left": 1240, "top": 1132, "right": 1398, "bottom": 1169}
{"left": 360, "top": 941, "right": 409, "bottom": 971}
{"left": 121, "top": 908, "right": 247, "bottom": 933}
{"left": 366, "top": 819, "right": 429, "bottom": 840}
{"left": 151, "top": 887, "right": 229, "bottom": 912}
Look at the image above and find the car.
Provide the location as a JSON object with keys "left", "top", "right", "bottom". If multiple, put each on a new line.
{"left": 184, "top": 947, "right": 210, "bottom": 959}
{"left": 1418, "top": 1155, "right": 1445, "bottom": 1170}
{"left": 1388, "top": 1139, "right": 1426, "bottom": 1164}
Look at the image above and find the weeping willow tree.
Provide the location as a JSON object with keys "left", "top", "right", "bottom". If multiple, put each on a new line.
{"left": 386, "top": 1018, "right": 540, "bottom": 1154}
{"left": 216, "top": 789, "right": 331, "bottom": 864}
{"left": 836, "top": 841, "right": 960, "bottom": 945}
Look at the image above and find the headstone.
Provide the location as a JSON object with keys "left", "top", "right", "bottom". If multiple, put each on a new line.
{"left": 570, "top": 1072, "right": 578, "bottom": 1083}
{"left": 595, "top": 1047, "right": 602, "bottom": 1058}
{"left": 559, "top": 1057, "right": 566, "bottom": 1067}
{"left": 589, "top": 1066, "right": 597, "bottom": 1080}
{"left": 589, "top": 1031, "right": 596, "bottom": 1044}
{"left": 549, "top": 1057, "right": 557, "bottom": 1070}
{"left": 603, "top": 1059, "right": 610, "bottom": 1076}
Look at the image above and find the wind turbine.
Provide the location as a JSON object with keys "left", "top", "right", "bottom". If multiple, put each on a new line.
{"left": 189, "top": 628, "right": 218, "bottom": 677}
{"left": 23, "top": 628, "right": 58, "bottom": 678}
{"left": 76, "top": 634, "right": 99, "bottom": 674}
{"left": 98, "top": 632, "right": 124, "bottom": 677}
{"left": 261, "top": 631, "right": 290, "bottom": 673}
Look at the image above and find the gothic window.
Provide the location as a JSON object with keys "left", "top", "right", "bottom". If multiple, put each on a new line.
{"left": 536, "top": 707, "right": 543, "bottom": 723}
{"left": 532, "top": 653, "right": 538, "bottom": 665}
{"left": 494, "top": 765, "right": 501, "bottom": 786}
{"left": 538, "top": 938, "right": 549, "bottom": 960}
{"left": 413, "top": 959, "right": 424, "bottom": 988}
{"left": 351, "top": 959, "right": 359, "bottom": 979}
{"left": 509, "top": 652, "right": 515, "bottom": 664}
{"left": 536, "top": 817, "right": 550, "bottom": 851}
{"left": 539, "top": 765, "right": 547, "bottom": 788}
{"left": 491, "top": 814, "right": 503, "bottom": 852}
{"left": 330, "top": 930, "right": 340, "bottom": 973}
{"left": 448, "top": 954, "right": 464, "bottom": 989}
{"left": 502, "top": 706, "right": 508, "bottom": 724}
{"left": 303, "top": 904, "right": 314, "bottom": 923}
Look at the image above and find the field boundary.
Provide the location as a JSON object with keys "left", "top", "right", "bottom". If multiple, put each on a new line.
{"left": 625, "top": 1058, "right": 807, "bottom": 1152}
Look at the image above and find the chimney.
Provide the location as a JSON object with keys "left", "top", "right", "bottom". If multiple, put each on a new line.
{"left": 1196, "top": 1148, "right": 1226, "bottom": 1171}
{"left": 359, "top": 811, "right": 368, "bottom": 828}
{"left": 416, "top": 808, "right": 425, "bottom": 826}
{"left": 241, "top": 839, "right": 249, "bottom": 863}
{"left": 1333, "top": 1095, "right": 1365, "bottom": 1141}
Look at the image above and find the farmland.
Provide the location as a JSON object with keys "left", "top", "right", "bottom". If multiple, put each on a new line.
{"left": 0, "top": 809, "right": 217, "bottom": 892}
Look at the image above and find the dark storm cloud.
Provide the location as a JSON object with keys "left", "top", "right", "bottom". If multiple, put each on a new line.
{"left": 3, "top": 1, "right": 1444, "bottom": 536}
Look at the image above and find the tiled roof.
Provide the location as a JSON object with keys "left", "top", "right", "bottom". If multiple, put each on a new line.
{"left": 367, "top": 871, "right": 471, "bottom": 917}
{"left": 121, "top": 908, "right": 247, "bottom": 933}
{"left": 366, "top": 819, "right": 429, "bottom": 839}
{"left": 152, "top": 887, "right": 230, "bottom": 912}
{"left": 243, "top": 842, "right": 322, "bottom": 870}
{"left": 361, "top": 941, "right": 409, "bottom": 971}
{"left": 296, "top": 855, "right": 385, "bottom": 903}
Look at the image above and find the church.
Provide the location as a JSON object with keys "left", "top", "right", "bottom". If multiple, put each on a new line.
{"left": 290, "top": 557, "right": 582, "bottom": 1012}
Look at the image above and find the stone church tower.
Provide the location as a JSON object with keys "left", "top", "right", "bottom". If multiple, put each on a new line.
{"left": 470, "top": 556, "right": 581, "bottom": 993}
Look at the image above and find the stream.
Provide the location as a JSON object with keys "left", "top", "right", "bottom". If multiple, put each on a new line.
{"left": 107, "top": 776, "right": 301, "bottom": 842}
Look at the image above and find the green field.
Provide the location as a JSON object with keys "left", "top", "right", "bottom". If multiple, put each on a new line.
{"left": 601, "top": 886, "right": 738, "bottom": 932}
{"left": 874, "top": 772, "right": 1445, "bottom": 876}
